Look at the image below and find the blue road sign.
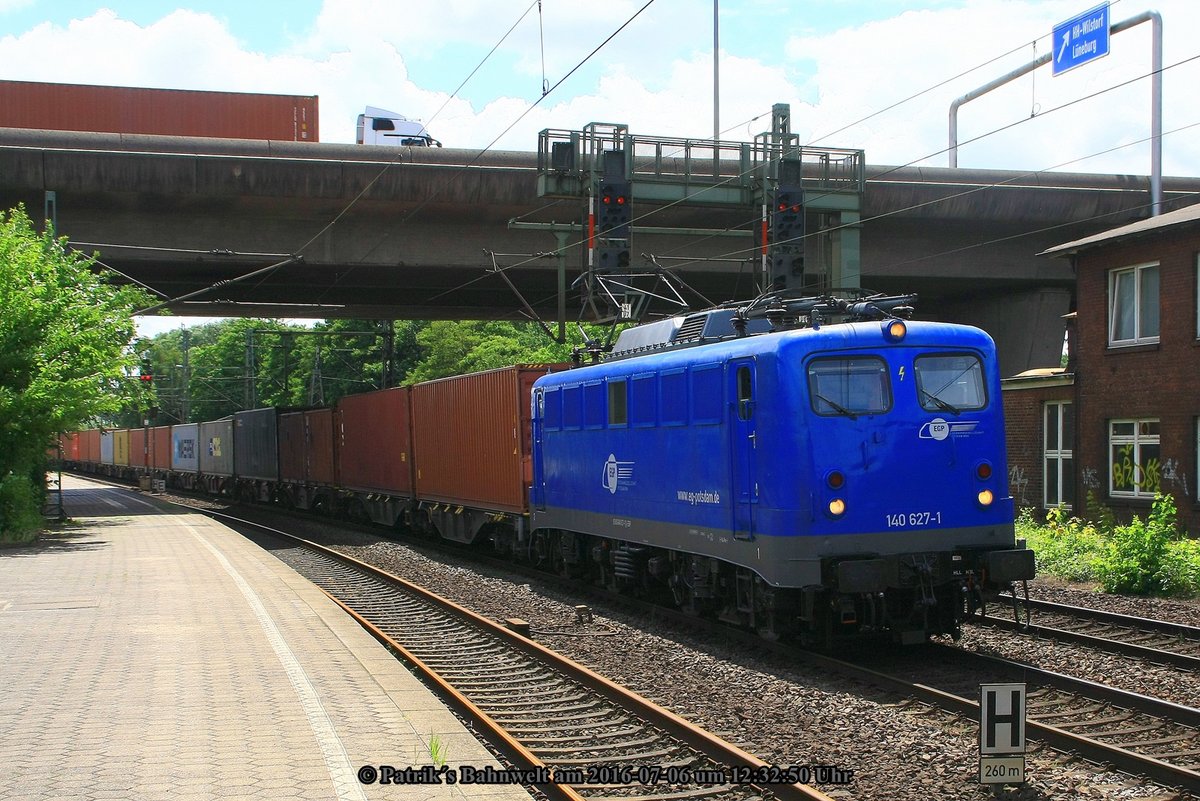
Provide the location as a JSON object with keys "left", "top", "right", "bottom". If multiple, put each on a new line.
{"left": 1053, "top": 2, "right": 1111, "bottom": 75}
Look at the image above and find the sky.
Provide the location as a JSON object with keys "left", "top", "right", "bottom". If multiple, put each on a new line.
{"left": 1, "top": 0, "right": 1197, "bottom": 336}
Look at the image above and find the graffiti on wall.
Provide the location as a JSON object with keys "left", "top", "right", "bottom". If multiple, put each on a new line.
{"left": 1009, "top": 464, "right": 1029, "bottom": 507}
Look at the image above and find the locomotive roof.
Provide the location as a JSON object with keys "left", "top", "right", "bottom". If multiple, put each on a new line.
{"left": 542, "top": 318, "right": 994, "bottom": 384}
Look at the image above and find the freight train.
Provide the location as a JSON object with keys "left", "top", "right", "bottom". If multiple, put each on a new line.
{"left": 61, "top": 295, "right": 1034, "bottom": 645}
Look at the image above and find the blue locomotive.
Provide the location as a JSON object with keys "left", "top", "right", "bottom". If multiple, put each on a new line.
{"left": 530, "top": 297, "right": 1034, "bottom": 644}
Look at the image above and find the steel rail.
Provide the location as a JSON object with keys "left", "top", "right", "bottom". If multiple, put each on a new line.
{"left": 976, "top": 614, "right": 1200, "bottom": 672}
{"left": 1000, "top": 594, "right": 1200, "bottom": 637}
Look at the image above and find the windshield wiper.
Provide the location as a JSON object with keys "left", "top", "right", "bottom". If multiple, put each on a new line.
{"left": 919, "top": 388, "right": 960, "bottom": 415}
{"left": 814, "top": 393, "right": 858, "bottom": 420}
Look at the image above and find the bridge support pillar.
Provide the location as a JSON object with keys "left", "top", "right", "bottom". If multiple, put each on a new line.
{"left": 832, "top": 211, "right": 861, "bottom": 291}
{"left": 941, "top": 287, "right": 1071, "bottom": 378}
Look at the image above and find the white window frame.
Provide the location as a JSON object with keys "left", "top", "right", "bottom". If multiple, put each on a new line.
{"left": 1108, "top": 262, "right": 1160, "bottom": 347}
{"left": 1044, "top": 401, "right": 1073, "bottom": 510}
{"left": 1109, "top": 418, "right": 1160, "bottom": 499}
{"left": 1195, "top": 254, "right": 1200, "bottom": 340}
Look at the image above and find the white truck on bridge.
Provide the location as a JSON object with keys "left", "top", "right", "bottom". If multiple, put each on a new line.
{"left": 355, "top": 107, "right": 440, "bottom": 147}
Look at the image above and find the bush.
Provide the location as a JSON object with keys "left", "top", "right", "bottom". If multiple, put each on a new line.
{"left": 0, "top": 471, "right": 42, "bottom": 545}
{"left": 1018, "top": 506, "right": 1104, "bottom": 583}
{"left": 1018, "top": 494, "right": 1200, "bottom": 598}
{"left": 1160, "top": 538, "right": 1200, "bottom": 598}
{"left": 1094, "top": 494, "right": 1187, "bottom": 596}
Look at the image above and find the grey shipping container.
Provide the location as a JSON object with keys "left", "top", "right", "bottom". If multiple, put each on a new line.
{"left": 100, "top": 431, "right": 114, "bottom": 465}
{"left": 233, "top": 408, "right": 281, "bottom": 481}
{"left": 199, "top": 418, "right": 235, "bottom": 476}
{"left": 171, "top": 423, "right": 199, "bottom": 473}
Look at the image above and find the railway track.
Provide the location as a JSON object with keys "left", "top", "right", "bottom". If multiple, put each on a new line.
{"left": 93, "top": 478, "right": 1196, "bottom": 797}
{"left": 206, "top": 509, "right": 833, "bottom": 801}
{"left": 846, "top": 643, "right": 1200, "bottom": 794}
{"left": 974, "top": 595, "right": 1200, "bottom": 671}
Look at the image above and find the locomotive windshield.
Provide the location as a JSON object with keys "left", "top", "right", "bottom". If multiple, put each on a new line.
{"left": 914, "top": 354, "right": 987, "bottom": 413}
{"left": 807, "top": 357, "right": 891, "bottom": 417}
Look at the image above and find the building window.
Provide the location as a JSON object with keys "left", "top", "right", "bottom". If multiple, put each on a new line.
{"left": 1044, "top": 402, "right": 1074, "bottom": 509}
{"left": 1109, "top": 263, "right": 1159, "bottom": 346}
{"left": 1109, "top": 419, "right": 1160, "bottom": 498}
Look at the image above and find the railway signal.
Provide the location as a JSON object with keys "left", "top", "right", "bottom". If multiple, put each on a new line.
{"left": 595, "top": 178, "right": 631, "bottom": 273}
{"left": 139, "top": 361, "right": 154, "bottom": 384}
{"left": 769, "top": 184, "right": 805, "bottom": 289}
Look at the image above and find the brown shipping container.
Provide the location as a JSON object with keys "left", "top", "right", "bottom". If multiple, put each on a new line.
{"left": 0, "top": 80, "right": 318, "bottom": 142}
{"left": 279, "top": 412, "right": 306, "bottom": 483}
{"left": 281, "top": 409, "right": 336, "bottom": 485}
{"left": 152, "top": 426, "right": 172, "bottom": 471}
{"left": 336, "top": 387, "right": 413, "bottom": 497}
{"left": 411, "top": 365, "right": 558, "bottom": 514}
{"left": 305, "top": 409, "right": 336, "bottom": 486}
{"left": 82, "top": 429, "right": 100, "bottom": 463}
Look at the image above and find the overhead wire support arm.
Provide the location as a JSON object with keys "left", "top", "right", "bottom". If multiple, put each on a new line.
{"left": 134, "top": 255, "right": 303, "bottom": 316}
{"left": 484, "top": 250, "right": 565, "bottom": 344}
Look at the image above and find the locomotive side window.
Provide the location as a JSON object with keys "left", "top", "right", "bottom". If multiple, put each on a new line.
{"left": 630, "top": 374, "right": 656, "bottom": 427}
{"left": 562, "top": 385, "right": 582, "bottom": 430}
{"left": 692, "top": 365, "right": 723, "bottom": 424}
{"left": 807, "top": 357, "right": 890, "bottom": 417}
{"left": 542, "top": 387, "right": 562, "bottom": 431}
{"left": 608, "top": 379, "right": 628, "bottom": 426}
{"left": 914, "top": 354, "right": 986, "bottom": 413}
{"left": 660, "top": 369, "right": 688, "bottom": 426}
{"left": 584, "top": 381, "right": 606, "bottom": 429}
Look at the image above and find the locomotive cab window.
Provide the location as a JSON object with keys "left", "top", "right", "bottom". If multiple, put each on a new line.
{"left": 914, "top": 354, "right": 986, "bottom": 413}
{"left": 807, "top": 357, "right": 890, "bottom": 417}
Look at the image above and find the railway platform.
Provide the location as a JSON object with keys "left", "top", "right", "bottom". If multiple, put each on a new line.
{"left": 0, "top": 474, "right": 534, "bottom": 801}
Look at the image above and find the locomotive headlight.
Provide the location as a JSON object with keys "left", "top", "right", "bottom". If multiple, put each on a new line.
{"left": 977, "top": 489, "right": 994, "bottom": 507}
{"left": 882, "top": 319, "right": 907, "bottom": 342}
{"left": 828, "top": 498, "right": 846, "bottom": 517}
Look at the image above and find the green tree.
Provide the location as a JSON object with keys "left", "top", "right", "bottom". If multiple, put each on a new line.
{"left": 0, "top": 206, "right": 151, "bottom": 542}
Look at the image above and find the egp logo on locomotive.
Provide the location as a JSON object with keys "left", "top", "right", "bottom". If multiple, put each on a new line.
{"left": 919, "top": 418, "right": 981, "bottom": 441}
{"left": 601, "top": 454, "right": 635, "bottom": 494}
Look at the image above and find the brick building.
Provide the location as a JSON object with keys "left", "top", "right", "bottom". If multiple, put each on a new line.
{"left": 1009, "top": 203, "right": 1200, "bottom": 533}
{"left": 1001, "top": 367, "right": 1074, "bottom": 512}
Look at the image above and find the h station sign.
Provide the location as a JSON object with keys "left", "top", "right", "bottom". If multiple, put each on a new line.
{"left": 979, "top": 683, "right": 1027, "bottom": 785}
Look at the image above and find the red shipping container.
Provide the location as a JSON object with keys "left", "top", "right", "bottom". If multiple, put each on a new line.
{"left": 59, "top": 432, "right": 81, "bottom": 461}
{"left": 0, "top": 80, "right": 318, "bottom": 142}
{"left": 129, "top": 428, "right": 149, "bottom": 468}
{"left": 152, "top": 426, "right": 172, "bottom": 471}
{"left": 411, "top": 365, "right": 560, "bottom": 514}
{"left": 336, "top": 387, "right": 413, "bottom": 497}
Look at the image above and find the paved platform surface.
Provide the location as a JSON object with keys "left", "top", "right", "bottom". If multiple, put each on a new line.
{"left": 0, "top": 475, "right": 534, "bottom": 801}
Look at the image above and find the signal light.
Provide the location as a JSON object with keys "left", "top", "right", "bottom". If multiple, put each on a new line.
{"left": 139, "top": 361, "right": 153, "bottom": 384}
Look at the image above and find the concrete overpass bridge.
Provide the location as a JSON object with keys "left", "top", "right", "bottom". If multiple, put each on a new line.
{"left": 1, "top": 127, "right": 1197, "bottom": 374}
